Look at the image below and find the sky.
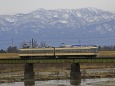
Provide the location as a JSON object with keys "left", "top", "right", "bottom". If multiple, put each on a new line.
{"left": 0, "top": 0, "right": 115, "bottom": 15}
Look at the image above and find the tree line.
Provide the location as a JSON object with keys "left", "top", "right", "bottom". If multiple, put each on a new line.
{"left": 0, "top": 40, "right": 48, "bottom": 53}
{"left": 0, "top": 46, "right": 18, "bottom": 53}
{"left": 98, "top": 45, "right": 115, "bottom": 51}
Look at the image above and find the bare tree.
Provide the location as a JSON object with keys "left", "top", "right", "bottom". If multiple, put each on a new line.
{"left": 0, "top": 49, "right": 6, "bottom": 53}
{"left": 32, "top": 40, "right": 38, "bottom": 48}
{"left": 21, "top": 41, "right": 30, "bottom": 48}
{"left": 21, "top": 39, "right": 38, "bottom": 48}
{"left": 7, "top": 46, "right": 18, "bottom": 53}
{"left": 39, "top": 41, "right": 47, "bottom": 48}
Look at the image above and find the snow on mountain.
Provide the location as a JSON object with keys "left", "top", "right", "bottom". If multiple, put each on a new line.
{"left": 0, "top": 8, "right": 115, "bottom": 48}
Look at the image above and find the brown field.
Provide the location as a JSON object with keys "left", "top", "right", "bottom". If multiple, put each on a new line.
{"left": 0, "top": 51, "right": 115, "bottom": 59}
{"left": 0, "top": 53, "right": 19, "bottom": 59}
{"left": 98, "top": 51, "right": 115, "bottom": 57}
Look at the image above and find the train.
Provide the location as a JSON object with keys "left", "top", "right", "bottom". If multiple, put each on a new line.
{"left": 19, "top": 45, "right": 98, "bottom": 58}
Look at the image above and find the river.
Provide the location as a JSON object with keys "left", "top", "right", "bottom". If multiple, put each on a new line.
{"left": 0, "top": 78, "right": 115, "bottom": 86}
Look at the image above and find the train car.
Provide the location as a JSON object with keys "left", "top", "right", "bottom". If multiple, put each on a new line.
{"left": 55, "top": 46, "right": 98, "bottom": 58}
{"left": 19, "top": 48, "right": 54, "bottom": 58}
{"left": 19, "top": 46, "right": 98, "bottom": 58}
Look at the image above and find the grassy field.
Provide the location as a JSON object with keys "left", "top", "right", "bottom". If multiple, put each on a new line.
{"left": 0, "top": 51, "right": 115, "bottom": 59}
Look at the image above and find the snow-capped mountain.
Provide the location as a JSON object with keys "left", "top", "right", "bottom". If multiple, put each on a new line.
{"left": 0, "top": 8, "right": 115, "bottom": 48}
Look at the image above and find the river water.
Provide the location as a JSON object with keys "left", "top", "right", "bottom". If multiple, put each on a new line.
{"left": 0, "top": 78, "right": 115, "bottom": 86}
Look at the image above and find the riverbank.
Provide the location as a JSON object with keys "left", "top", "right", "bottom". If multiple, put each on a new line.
{"left": 0, "top": 63, "right": 115, "bottom": 83}
{"left": 0, "top": 69, "right": 115, "bottom": 83}
{"left": 34, "top": 68, "right": 115, "bottom": 80}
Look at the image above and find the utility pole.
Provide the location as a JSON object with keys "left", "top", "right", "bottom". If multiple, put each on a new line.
{"left": 78, "top": 40, "right": 81, "bottom": 45}
{"left": 32, "top": 38, "right": 34, "bottom": 48}
{"left": 12, "top": 38, "right": 13, "bottom": 46}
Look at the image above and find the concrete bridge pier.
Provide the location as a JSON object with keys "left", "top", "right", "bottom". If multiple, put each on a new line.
{"left": 70, "top": 63, "right": 81, "bottom": 85}
{"left": 24, "top": 63, "right": 35, "bottom": 86}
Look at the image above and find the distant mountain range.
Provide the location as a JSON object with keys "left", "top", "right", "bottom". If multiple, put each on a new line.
{"left": 0, "top": 8, "right": 115, "bottom": 49}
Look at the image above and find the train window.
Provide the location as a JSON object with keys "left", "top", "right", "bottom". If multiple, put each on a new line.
{"left": 77, "top": 49, "right": 81, "bottom": 52}
{"left": 89, "top": 49, "right": 91, "bottom": 52}
{"left": 73, "top": 49, "right": 78, "bottom": 53}
{"left": 90, "top": 49, "right": 96, "bottom": 53}
{"left": 72, "top": 49, "right": 76, "bottom": 53}
{"left": 76, "top": 50, "right": 79, "bottom": 52}
{"left": 35, "top": 50, "right": 38, "bottom": 53}
{"left": 74, "top": 49, "right": 77, "bottom": 52}
{"left": 23, "top": 51, "right": 26, "bottom": 53}
{"left": 82, "top": 49, "right": 85, "bottom": 52}
{"left": 56, "top": 50, "right": 62, "bottom": 53}
{"left": 66, "top": 49, "right": 70, "bottom": 53}
{"left": 80, "top": 49, "right": 83, "bottom": 52}
{"left": 34, "top": 50, "right": 36, "bottom": 53}
{"left": 37, "top": 50, "right": 41, "bottom": 53}
{"left": 55, "top": 50, "right": 59, "bottom": 53}
{"left": 91, "top": 49, "right": 94, "bottom": 52}
{"left": 31, "top": 50, "right": 33, "bottom": 53}
{"left": 86, "top": 49, "right": 89, "bottom": 52}
{"left": 29, "top": 50, "right": 31, "bottom": 53}
{"left": 29, "top": 50, "right": 32, "bottom": 53}
{"left": 49, "top": 50, "right": 53, "bottom": 53}
{"left": 22, "top": 51, "right": 24, "bottom": 53}
{"left": 25, "top": 51, "right": 28, "bottom": 53}
{"left": 32, "top": 50, "right": 35, "bottom": 53}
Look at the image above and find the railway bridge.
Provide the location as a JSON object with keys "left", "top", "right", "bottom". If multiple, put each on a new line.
{"left": 0, "top": 51, "right": 115, "bottom": 85}
{"left": 0, "top": 57, "right": 115, "bottom": 85}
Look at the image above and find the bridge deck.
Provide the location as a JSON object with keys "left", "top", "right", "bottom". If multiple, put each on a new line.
{"left": 0, "top": 58, "right": 115, "bottom": 64}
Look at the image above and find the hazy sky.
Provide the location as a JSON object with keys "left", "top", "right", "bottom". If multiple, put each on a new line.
{"left": 0, "top": 0, "right": 115, "bottom": 15}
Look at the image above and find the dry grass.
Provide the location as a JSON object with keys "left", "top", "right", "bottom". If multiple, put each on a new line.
{"left": 98, "top": 51, "right": 115, "bottom": 57}
{"left": 81, "top": 63, "right": 115, "bottom": 69}
{"left": 0, "top": 53, "right": 19, "bottom": 59}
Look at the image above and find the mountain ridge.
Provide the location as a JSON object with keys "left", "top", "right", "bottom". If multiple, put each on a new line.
{"left": 0, "top": 8, "right": 115, "bottom": 49}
